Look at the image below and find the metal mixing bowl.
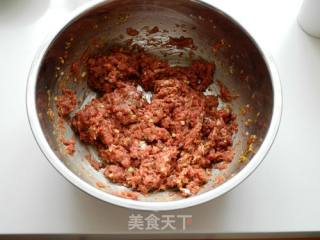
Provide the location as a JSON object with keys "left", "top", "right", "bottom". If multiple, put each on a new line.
{"left": 26, "top": 0, "right": 282, "bottom": 210}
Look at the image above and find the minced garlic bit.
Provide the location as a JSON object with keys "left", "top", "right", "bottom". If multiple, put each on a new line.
{"left": 81, "top": 71, "right": 87, "bottom": 78}
{"left": 96, "top": 181, "right": 106, "bottom": 188}
{"left": 139, "top": 140, "right": 147, "bottom": 149}
{"left": 181, "top": 188, "right": 191, "bottom": 195}
{"left": 248, "top": 134, "right": 257, "bottom": 144}
{"left": 239, "top": 134, "right": 256, "bottom": 163}
{"left": 239, "top": 155, "right": 248, "bottom": 162}
{"left": 47, "top": 108, "right": 54, "bottom": 121}
{"left": 65, "top": 41, "right": 72, "bottom": 49}
{"left": 59, "top": 57, "right": 65, "bottom": 64}
{"left": 244, "top": 118, "right": 253, "bottom": 127}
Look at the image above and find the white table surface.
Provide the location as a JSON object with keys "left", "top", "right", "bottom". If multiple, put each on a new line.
{"left": 1, "top": 0, "right": 320, "bottom": 235}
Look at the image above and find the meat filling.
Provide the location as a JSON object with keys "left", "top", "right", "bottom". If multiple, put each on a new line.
{"left": 70, "top": 49, "right": 237, "bottom": 196}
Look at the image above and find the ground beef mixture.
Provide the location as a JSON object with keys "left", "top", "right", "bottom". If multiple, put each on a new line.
{"left": 55, "top": 88, "right": 77, "bottom": 117}
{"left": 126, "top": 27, "right": 139, "bottom": 36}
{"left": 112, "top": 191, "right": 139, "bottom": 200}
{"left": 167, "top": 36, "right": 196, "bottom": 49}
{"left": 61, "top": 137, "right": 75, "bottom": 155}
{"left": 70, "top": 49, "right": 237, "bottom": 196}
{"left": 217, "top": 80, "right": 235, "bottom": 102}
{"left": 147, "top": 26, "right": 159, "bottom": 35}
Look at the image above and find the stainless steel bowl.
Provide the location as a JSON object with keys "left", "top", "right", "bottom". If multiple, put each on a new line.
{"left": 26, "top": 0, "right": 282, "bottom": 210}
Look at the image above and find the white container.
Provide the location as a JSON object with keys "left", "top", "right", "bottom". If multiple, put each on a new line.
{"left": 298, "top": 0, "right": 320, "bottom": 38}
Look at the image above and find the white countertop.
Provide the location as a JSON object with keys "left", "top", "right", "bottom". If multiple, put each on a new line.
{"left": 1, "top": 0, "right": 320, "bottom": 235}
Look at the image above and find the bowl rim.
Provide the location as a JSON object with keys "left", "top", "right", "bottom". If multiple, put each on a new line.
{"left": 26, "top": 0, "right": 282, "bottom": 211}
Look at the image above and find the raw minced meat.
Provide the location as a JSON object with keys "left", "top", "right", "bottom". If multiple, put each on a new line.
{"left": 55, "top": 88, "right": 77, "bottom": 117}
{"left": 70, "top": 49, "right": 237, "bottom": 197}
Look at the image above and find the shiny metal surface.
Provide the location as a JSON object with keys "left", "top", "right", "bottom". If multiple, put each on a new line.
{"left": 26, "top": 0, "right": 282, "bottom": 210}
